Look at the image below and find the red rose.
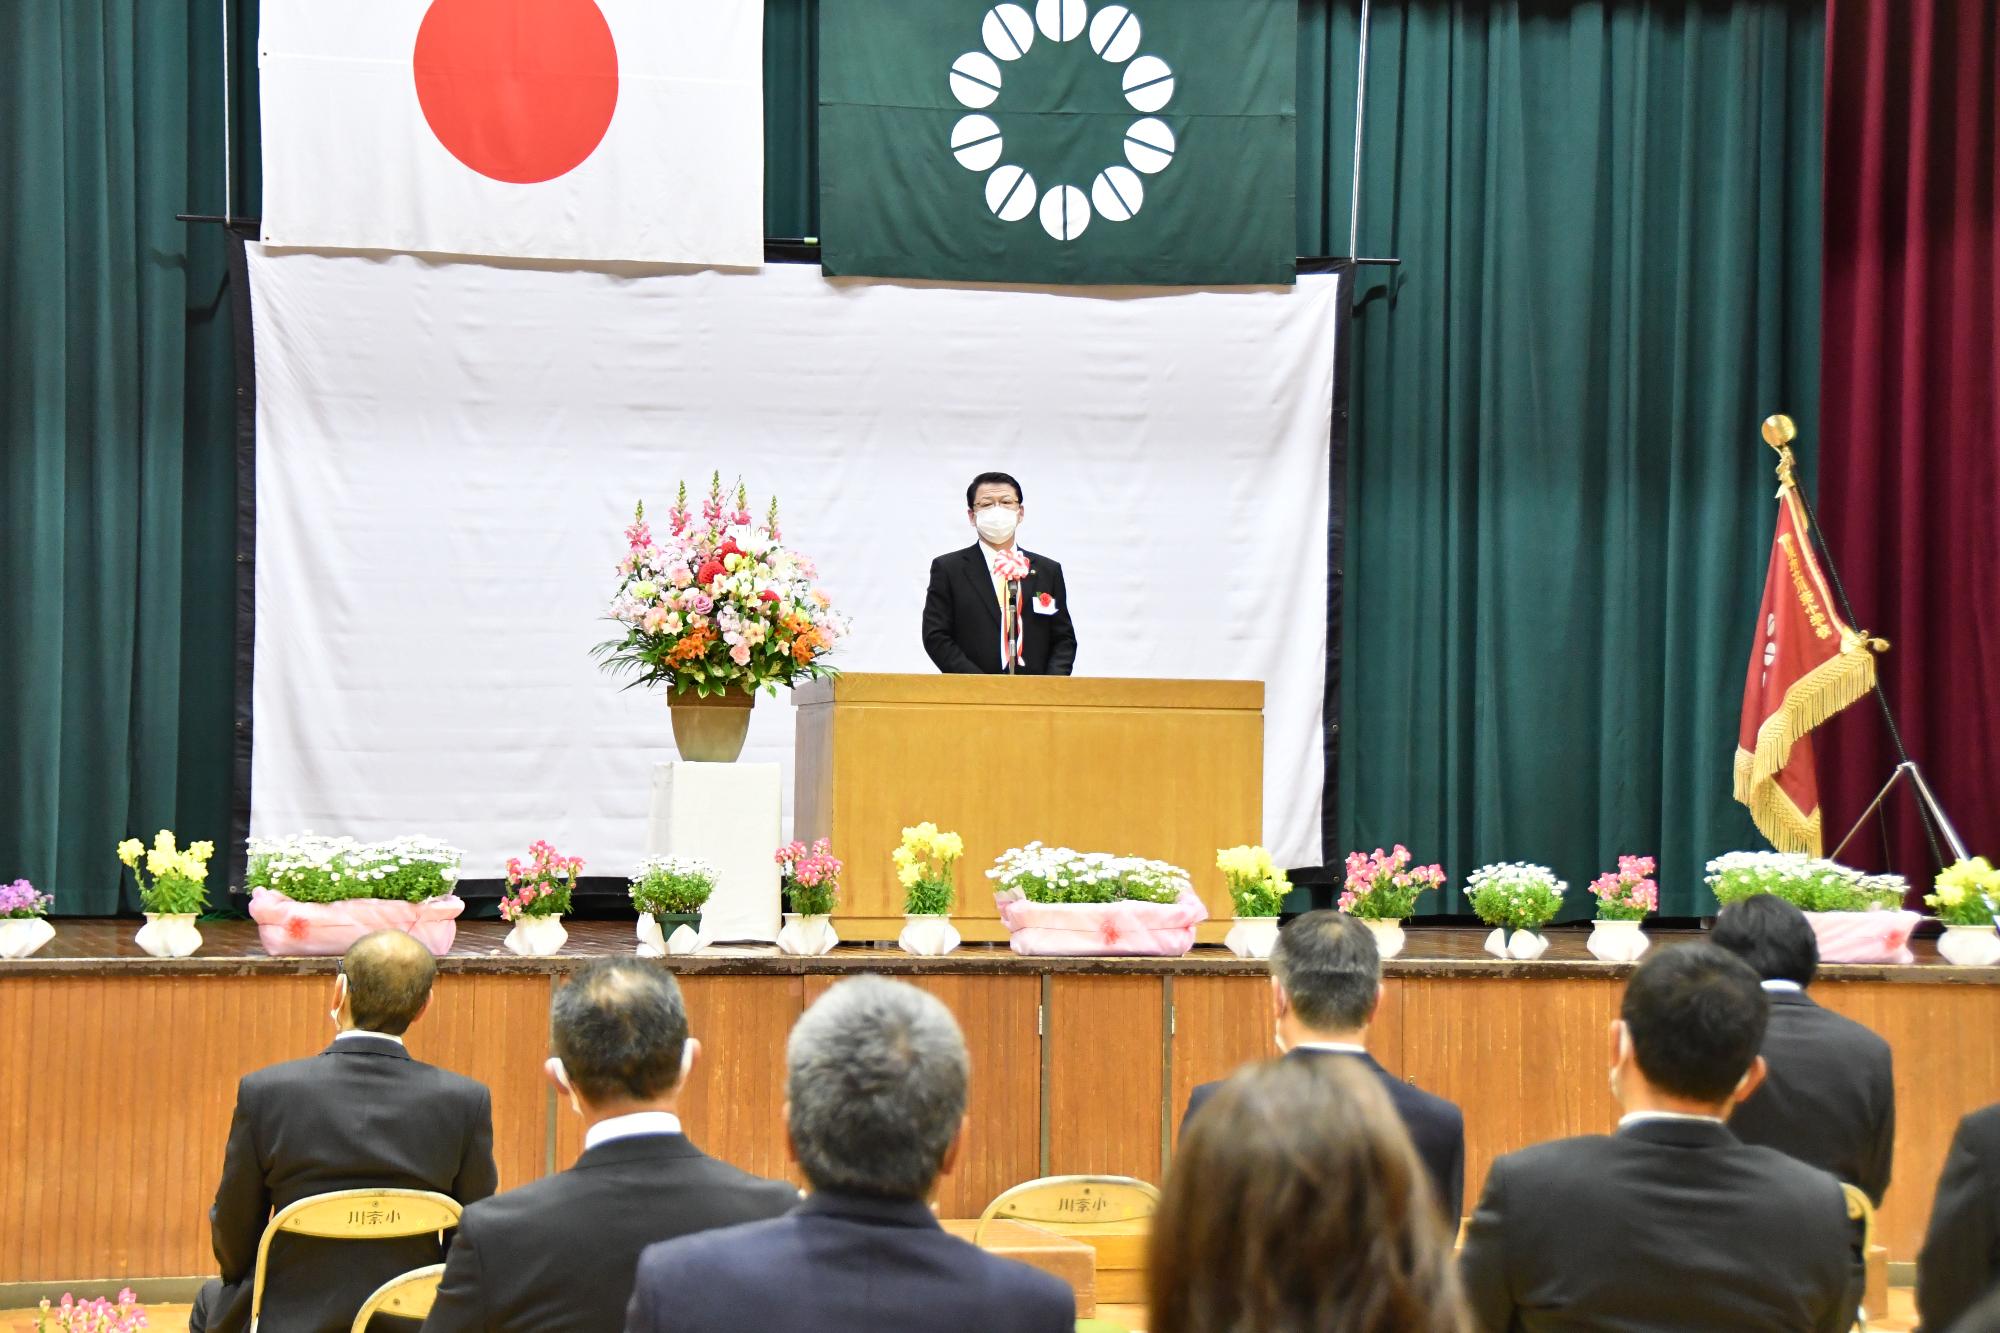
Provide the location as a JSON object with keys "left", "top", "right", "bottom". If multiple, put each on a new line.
{"left": 697, "top": 559, "right": 726, "bottom": 585}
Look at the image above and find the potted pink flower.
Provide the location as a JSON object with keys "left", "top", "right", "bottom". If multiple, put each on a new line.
{"left": 1586, "top": 855, "right": 1659, "bottom": 962}
{"left": 37, "top": 1287, "right": 147, "bottom": 1331}
{"left": 775, "top": 839, "right": 843, "bottom": 955}
{"left": 0, "top": 878, "right": 56, "bottom": 959}
{"left": 1340, "top": 845, "right": 1446, "bottom": 959}
{"left": 501, "top": 841, "right": 581, "bottom": 957}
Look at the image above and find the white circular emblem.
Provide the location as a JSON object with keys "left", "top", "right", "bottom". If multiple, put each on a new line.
{"left": 944, "top": 0, "right": 1176, "bottom": 242}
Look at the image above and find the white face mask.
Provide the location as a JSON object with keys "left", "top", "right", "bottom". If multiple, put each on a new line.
{"left": 974, "top": 506, "right": 1019, "bottom": 544}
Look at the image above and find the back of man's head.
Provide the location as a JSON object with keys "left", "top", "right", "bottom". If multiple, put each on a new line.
{"left": 1270, "top": 911, "right": 1382, "bottom": 1034}
{"left": 1621, "top": 944, "right": 1769, "bottom": 1103}
{"left": 1710, "top": 893, "right": 1819, "bottom": 987}
{"left": 552, "top": 960, "right": 691, "bottom": 1107}
{"left": 787, "top": 976, "right": 968, "bottom": 1200}
{"left": 342, "top": 930, "right": 438, "bottom": 1035}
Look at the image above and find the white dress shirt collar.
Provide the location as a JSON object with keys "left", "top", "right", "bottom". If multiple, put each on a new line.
{"left": 1618, "top": 1110, "right": 1726, "bottom": 1128}
{"left": 1291, "top": 1041, "right": 1368, "bottom": 1056}
{"left": 333, "top": 1028, "right": 406, "bottom": 1047}
{"left": 585, "top": 1111, "right": 684, "bottom": 1151}
{"left": 1760, "top": 979, "right": 1804, "bottom": 993}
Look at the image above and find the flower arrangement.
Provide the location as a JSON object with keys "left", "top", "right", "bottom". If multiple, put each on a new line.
{"left": 37, "top": 1289, "right": 147, "bottom": 1331}
{"left": 895, "top": 823, "right": 964, "bottom": 916}
{"left": 501, "top": 841, "right": 582, "bottom": 921}
{"left": 246, "top": 835, "right": 463, "bottom": 903}
{"left": 987, "top": 843, "right": 1188, "bottom": 905}
{"left": 116, "top": 831, "right": 212, "bottom": 914}
{"left": 629, "top": 855, "right": 717, "bottom": 918}
{"left": 1588, "top": 855, "right": 1659, "bottom": 921}
{"left": 1339, "top": 845, "right": 1445, "bottom": 920}
{"left": 1465, "top": 863, "right": 1566, "bottom": 932}
{"left": 1926, "top": 857, "right": 2000, "bottom": 926}
{"left": 1704, "top": 852, "right": 1905, "bottom": 913}
{"left": 596, "top": 476, "right": 848, "bottom": 698}
{"left": 1217, "top": 845, "right": 1291, "bottom": 918}
{"left": 776, "top": 839, "right": 843, "bottom": 916}
{"left": 2, "top": 878, "right": 53, "bottom": 917}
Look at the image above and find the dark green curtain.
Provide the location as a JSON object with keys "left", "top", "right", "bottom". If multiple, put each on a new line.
{"left": 1304, "top": 1, "right": 1825, "bottom": 915}
{"left": 5, "top": 0, "right": 1819, "bottom": 918}
{"left": 0, "top": 1, "right": 252, "bottom": 913}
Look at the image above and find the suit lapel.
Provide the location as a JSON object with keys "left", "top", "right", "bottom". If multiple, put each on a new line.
{"left": 959, "top": 544, "right": 1003, "bottom": 632}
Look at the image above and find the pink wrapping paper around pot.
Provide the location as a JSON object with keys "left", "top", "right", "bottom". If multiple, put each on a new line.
{"left": 994, "top": 885, "right": 1209, "bottom": 957}
{"left": 1803, "top": 909, "right": 1920, "bottom": 965}
{"left": 250, "top": 888, "right": 464, "bottom": 957}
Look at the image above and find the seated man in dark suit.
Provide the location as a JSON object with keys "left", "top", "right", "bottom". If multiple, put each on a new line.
{"left": 424, "top": 959, "right": 797, "bottom": 1332}
{"left": 1180, "top": 910, "right": 1465, "bottom": 1222}
{"left": 1918, "top": 1099, "right": 2000, "bottom": 1331}
{"left": 921, "top": 471, "right": 1077, "bottom": 675}
{"left": 1712, "top": 892, "right": 1896, "bottom": 1204}
{"left": 192, "top": 930, "right": 498, "bottom": 1333}
{"left": 625, "top": 976, "right": 1075, "bottom": 1333}
{"left": 1459, "top": 944, "right": 1861, "bottom": 1332}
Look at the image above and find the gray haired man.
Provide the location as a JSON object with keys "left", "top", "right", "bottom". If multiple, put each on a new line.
{"left": 1180, "top": 909, "right": 1466, "bottom": 1221}
{"left": 624, "top": 976, "right": 1076, "bottom": 1333}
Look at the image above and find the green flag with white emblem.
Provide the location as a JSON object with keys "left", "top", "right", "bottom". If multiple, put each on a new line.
{"left": 819, "top": 0, "right": 1295, "bottom": 286}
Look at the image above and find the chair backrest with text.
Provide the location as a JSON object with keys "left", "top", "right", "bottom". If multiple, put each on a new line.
{"left": 249, "top": 1188, "right": 463, "bottom": 1331}
{"left": 975, "top": 1175, "right": 1160, "bottom": 1246}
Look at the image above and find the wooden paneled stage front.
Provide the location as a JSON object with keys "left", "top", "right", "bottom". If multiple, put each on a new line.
{"left": 5, "top": 921, "right": 1997, "bottom": 1290}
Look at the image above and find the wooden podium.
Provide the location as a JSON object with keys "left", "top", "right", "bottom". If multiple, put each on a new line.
{"left": 792, "top": 674, "right": 1263, "bottom": 943}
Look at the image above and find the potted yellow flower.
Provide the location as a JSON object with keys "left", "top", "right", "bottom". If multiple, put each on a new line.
{"left": 117, "top": 831, "right": 212, "bottom": 958}
{"left": 895, "top": 822, "right": 964, "bottom": 956}
{"left": 1217, "top": 844, "right": 1290, "bottom": 958}
{"left": 1927, "top": 857, "right": 2000, "bottom": 967}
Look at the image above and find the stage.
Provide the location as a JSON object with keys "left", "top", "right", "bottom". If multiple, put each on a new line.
{"left": 5, "top": 921, "right": 1996, "bottom": 1292}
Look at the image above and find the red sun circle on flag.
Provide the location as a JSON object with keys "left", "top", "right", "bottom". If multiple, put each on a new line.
{"left": 413, "top": 0, "right": 620, "bottom": 185}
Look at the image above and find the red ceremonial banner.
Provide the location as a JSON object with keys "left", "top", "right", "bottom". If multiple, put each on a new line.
{"left": 1734, "top": 465, "right": 1881, "bottom": 853}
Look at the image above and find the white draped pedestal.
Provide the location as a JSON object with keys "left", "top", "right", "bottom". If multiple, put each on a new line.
{"left": 646, "top": 761, "right": 782, "bottom": 943}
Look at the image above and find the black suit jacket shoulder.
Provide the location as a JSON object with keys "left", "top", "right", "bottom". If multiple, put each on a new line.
{"left": 206, "top": 1036, "right": 497, "bottom": 1333}
{"left": 921, "top": 544, "right": 1076, "bottom": 676}
{"left": 423, "top": 1133, "right": 798, "bottom": 1333}
{"left": 1458, "top": 1120, "right": 1859, "bottom": 1333}
{"left": 625, "top": 1191, "right": 1075, "bottom": 1333}
{"left": 1919, "top": 1102, "right": 2000, "bottom": 1332}
{"left": 1181, "top": 1048, "right": 1466, "bottom": 1222}
{"left": 1728, "top": 991, "right": 1896, "bottom": 1203}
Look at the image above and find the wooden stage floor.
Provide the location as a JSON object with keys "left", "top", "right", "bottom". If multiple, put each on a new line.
{"left": 4, "top": 920, "right": 1995, "bottom": 1292}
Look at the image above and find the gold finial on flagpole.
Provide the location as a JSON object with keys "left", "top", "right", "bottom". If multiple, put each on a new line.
{"left": 1761, "top": 413, "right": 1799, "bottom": 489}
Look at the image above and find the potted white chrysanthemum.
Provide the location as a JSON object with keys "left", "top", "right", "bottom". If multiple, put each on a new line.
{"left": 988, "top": 843, "right": 1208, "bottom": 957}
{"left": 1705, "top": 851, "right": 1919, "bottom": 964}
{"left": 1466, "top": 863, "right": 1566, "bottom": 961}
{"left": 246, "top": 834, "right": 465, "bottom": 956}
{"left": 629, "top": 855, "right": 717, "bottom": 957}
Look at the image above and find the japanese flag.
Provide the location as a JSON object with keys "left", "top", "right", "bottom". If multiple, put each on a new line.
{"left": 259, "top": 0, "right": 764, "bottom": 266}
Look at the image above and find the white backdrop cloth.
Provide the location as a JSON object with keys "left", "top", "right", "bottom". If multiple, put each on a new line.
{"left": 247, "top": 248, "right": 1336, "bottom": 879}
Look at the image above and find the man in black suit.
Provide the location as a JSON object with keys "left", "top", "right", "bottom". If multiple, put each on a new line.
{"left": 1712, "top": 892, "right": 1896, "bottom": 1204}
{"left": 1180, "top": 910, "right": 1465, "bottom": 1222}
{"left": 191, "top": 930, "right": 498, "bottom": 1333}
{"left": 1917, "top": 1100, "right": 2000, "bottom": 1331}
{"left": 921, "top": 471, "right": 1077, "bottom": 675}
{"left": 625, "top": 976, "right": 1075, "bottom": 1333}
{"left": 423, "top": 960, "right": 796, "bottom": 1332}
{"left": 1459, "top": 944, "right": 1861, "bottom": 1332}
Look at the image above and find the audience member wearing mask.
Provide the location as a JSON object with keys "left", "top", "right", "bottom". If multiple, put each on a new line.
{"left": 921, "top": 471, "right": 1077, "bottom": 675}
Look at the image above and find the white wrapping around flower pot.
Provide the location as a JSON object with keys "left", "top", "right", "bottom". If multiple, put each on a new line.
{"left": 1359, "top": 918, "right": 1405, "bottom": 959}
{"left": 1484, "top": 927, "right": 1549, "bottom": 961}
{"left": 504, "top": 914, "right": 568, "bottom": 957}
{"left": 135, "top": 913, "right": 203, "bottom": 959}
{"left": 0, "top": 917, "right": 56, "bottom": 959}
{"left": 1937, "top": 924, "right": 2000, "bottom": 968}
{"left": 1587, "top": 919, "right": 1650, "bottom": 963}
{"left": 898, "top": 914, "right": 960, "bottom": 957}
{"left": 778, "top": 913, "right": 839, "bottom": 956}
{"left": 1224, "top": 916, "right": 1281, "bottom": 960}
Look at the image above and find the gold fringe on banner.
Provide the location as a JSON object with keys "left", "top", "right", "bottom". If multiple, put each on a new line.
{"left": 1733, "top": 630, "right": 1880, "bottom": 797}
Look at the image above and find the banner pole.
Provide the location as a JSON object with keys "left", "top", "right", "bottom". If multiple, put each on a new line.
{"left": 1762, "top": 414, "right": 1952, "bottom": 870}
{"left": 1347, "top": 0, "right": 1372, "bottom": 260}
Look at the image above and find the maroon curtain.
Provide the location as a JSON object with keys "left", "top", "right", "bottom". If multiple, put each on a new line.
{"left": 1818, "top": 0, "right": 1999, "bottom": 882}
